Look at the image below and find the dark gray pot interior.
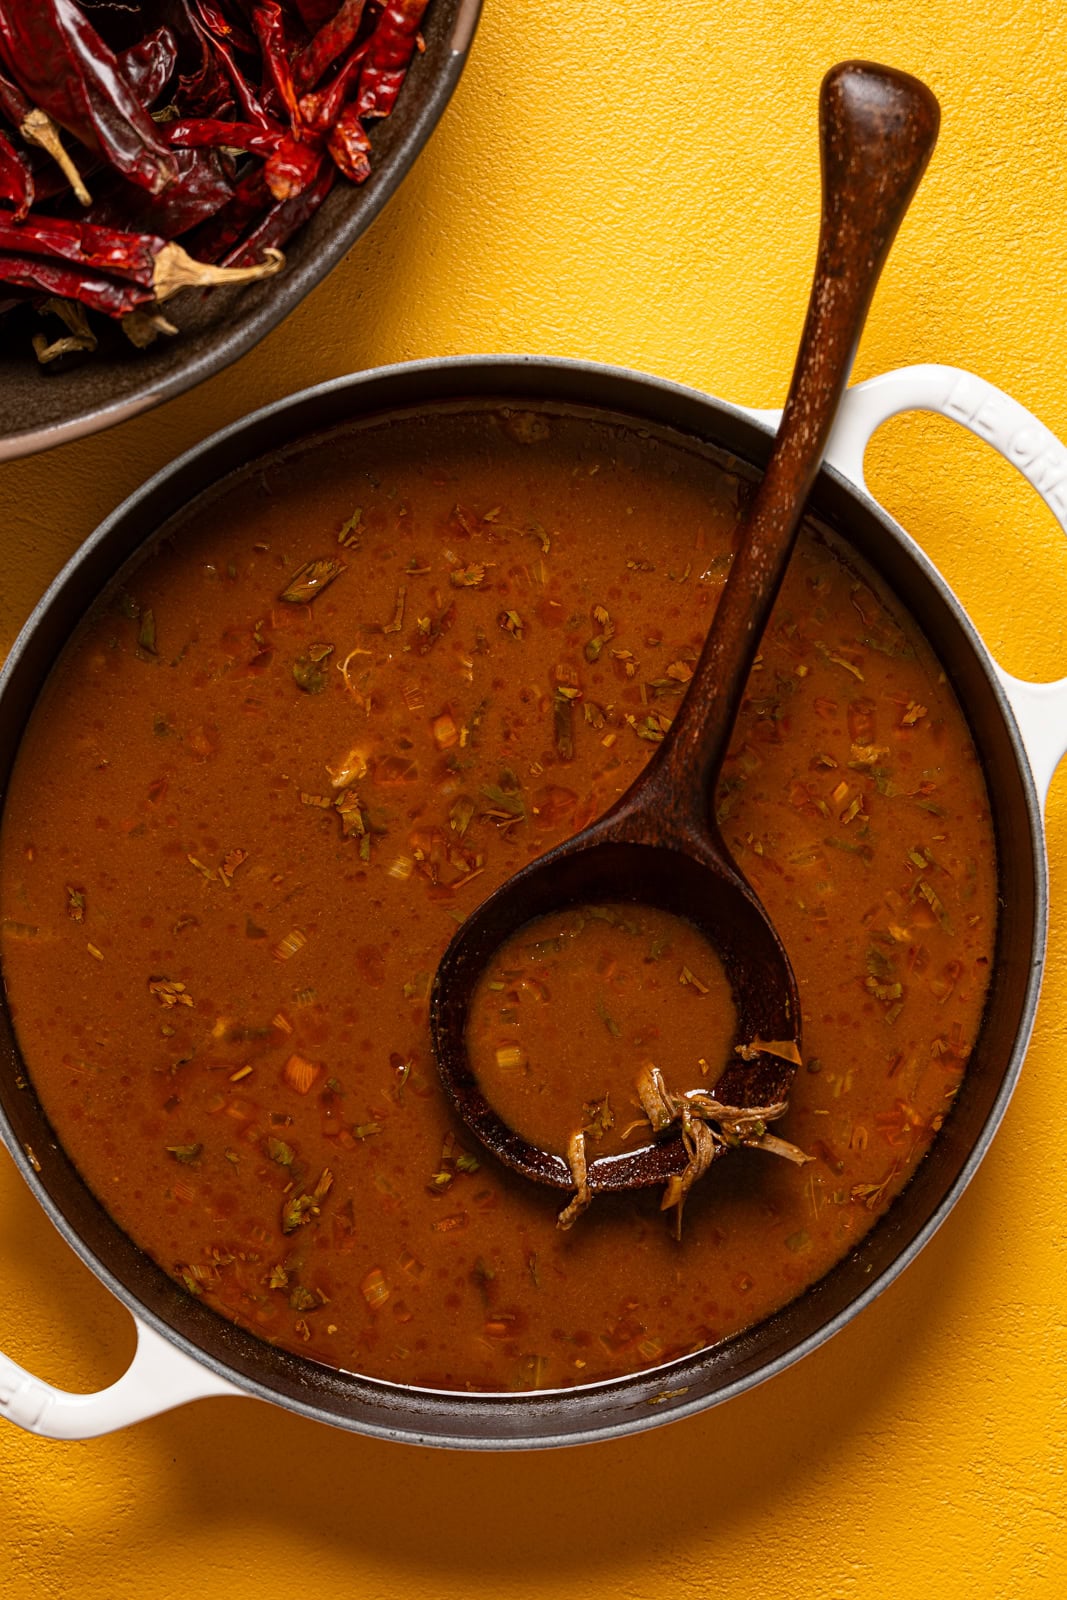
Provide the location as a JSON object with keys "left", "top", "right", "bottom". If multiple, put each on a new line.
{"left": 0, "top": 358, "right": 1043, "bottom": 1448}
{"left": 0, "top": 0, "right": 482, "bottom": 464}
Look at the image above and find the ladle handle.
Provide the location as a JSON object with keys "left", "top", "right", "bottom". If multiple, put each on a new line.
{"left": 646, "top": 62, "right": 940, "bottom": 829}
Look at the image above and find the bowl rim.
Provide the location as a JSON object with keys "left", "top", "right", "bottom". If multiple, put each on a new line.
{"left": 0, "top": 0, "right": 484, "bottom": 466}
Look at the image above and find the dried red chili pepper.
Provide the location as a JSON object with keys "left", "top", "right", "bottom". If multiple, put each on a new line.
{"left": 0, "top": 127, "right": 32, "bottom": 221}
{"left": 0, "top": 0, "right": 434, "bottom": 349}
{"left": 0, "top": 0, "right": 179, "bottom": 195}
{"left": 251, "top": 3, "right": 303, "bottom": 129}
{"left": 294, "top": 0, "right": 368, "bottom": 94}
{"left": 326, "top": 104, "right": 371, "bottom": 185}
{"left": 299, "top": 40, "right": 371, "bottom": 133}
{"left": 0, "top": 254, "right": 153, "bottom": 318}
{"left": 166, "top": 0, "right": 236, "bottom": 121}
{"left": 86, "top": 149, "right": 237, "bottom": 241}
{"left": 0, "top": 62, "right": 92, "bottom": 206}
{"left": 16, "top": 31, "right": 180, "bottom": 209}
{"left": 164, "top": 118, "right": 283, "bottom": 156}
{"left": 192, "top": 0, "right": 258, "bottom": 58}
{"left": 184, "top": 166, "right": 273, "bottom": 263}
{"left": 357, "top": 0, "right": 430, "bottom": 119}
{"left": 119, "top": 26, "right": 180, "bottom": 110}
{"left": 222, "top": 158, "right": 334, "bottom": 268}
{"left": 293, "top": 0, "right": 341, "bottom": 32}
{"left": 188, "top": 6, "right": 274, "bottom": 131}
{"left": 264, "top": 131, "right": 325, "bottom": 201}
{"left": 0, "top": 61, "right": 28, "bottom": 128}
{"left": 0, "top": 211, "right": 282, "bottom": 302}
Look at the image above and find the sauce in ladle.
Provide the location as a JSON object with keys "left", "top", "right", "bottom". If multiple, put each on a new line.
{"left": 467, "top": 905, "right": 738, "bottom": 1161}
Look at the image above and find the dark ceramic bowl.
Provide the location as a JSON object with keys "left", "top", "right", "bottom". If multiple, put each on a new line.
{"left": 0, "top": 356, "right": 1061, "bottom": 1449}
{"left": 0, "top": 0, "right": 482, "bottom": 464}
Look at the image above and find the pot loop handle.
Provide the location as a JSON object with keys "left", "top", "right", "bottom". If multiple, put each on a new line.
{"left": 0, "top": 1317, "right": 238, "bottom": 1440}
{"left": 824, "top": 363, "right": 1067, "bottom": 804}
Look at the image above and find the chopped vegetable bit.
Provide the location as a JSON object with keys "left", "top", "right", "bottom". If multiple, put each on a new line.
{"left": 449, "top": 564, "right": 487, "bottom": 588}
{"left": 326, "top": 748, "right": 368, "bottom": 787}
{"left": 149, "top": 977, "right": 193, "bottom": 1008}
{"left": 734, "top": 1038, "right": 804, "bottom": 1067}
{"left": 450, "top": 796, "right": 475, "bottom": 837}
{"left": 585, "top": 604, "right": 616, "bottom": 661}
{"left": 280, "top": 559, "right": 346, "bottom": 605}
{"left": 138, "top": 610, "right": 158, "bottom": 656}
{"left": 383, "top": 586, "right": 407, "bottom": 634}
{"left": 337, "top": 510, "right": 363, "bottom": 548}
{"left": 281, "top": 1169, "right": 333, "bottom": 1235}
{"left": 218, "top": 849, "right": 248, "bottom": 888}
{"left": 167, "top": 1144, "right": 202, "bottom": 1165}
{"left": 335, "top": 791, "right": 369, "bottom": 841}
{"left": 595, "top": 995, "right": 621, "bottom": 1038}
{"left": 816, "top": 642, "right": 865, "bottom": 681}
{"left": 480, "top": 775, "right": 526, "bottom": 825}
{"left": 627, "top": 711, "right": 672, "bottom": 743}
{"left": 282, "top": 1053, "right": 321, "bottom": 1095}
{"left": 361, "top": 1268, "right": 390, "bottom": 1308}
{"left": 582, "top": 1095, "right": 615, "bottom": 1142}
{"left": 65, "top": 885, "right": 86, "bottom": 923}
{"left": 431, "top": 710, "right": 460, "bottom": 749}
{"left": 915, "top": 878, "right": 953, "bottom": 932}
{"left": 272, "top": 929, "right": 307, "bottom": 962}
{"left": 553, "top": 691, "right": 576, "bottom": 761}
{"left": 293, "top": 652, "right": 331, "bottom": 694}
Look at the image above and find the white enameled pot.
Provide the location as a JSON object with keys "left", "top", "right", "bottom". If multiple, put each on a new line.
{"left": 0, "top": 359, "right": 1064, "bottom": 1447}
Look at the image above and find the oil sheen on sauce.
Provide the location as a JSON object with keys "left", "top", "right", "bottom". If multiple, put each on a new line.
{"left": 0, "top": 406, "right": 997, "bottom": 1392}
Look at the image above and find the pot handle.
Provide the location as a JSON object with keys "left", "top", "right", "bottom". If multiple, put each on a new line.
{"left": 822, "top": 363, "right": 1067, "bottom": 803}
{"left": 0, "top": 1315, "right": 239, "bottom": 1440}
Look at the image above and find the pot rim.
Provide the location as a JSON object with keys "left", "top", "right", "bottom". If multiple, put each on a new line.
{"left": 0, "top": 354, "right": 1048, "bottom": 1447}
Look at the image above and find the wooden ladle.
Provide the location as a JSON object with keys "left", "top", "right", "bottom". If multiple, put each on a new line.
{"left": 430, "top": 61, "right": 940, "bottom": 1197}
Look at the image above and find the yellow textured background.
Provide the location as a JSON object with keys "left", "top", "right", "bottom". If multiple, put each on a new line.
{"left": 1, "top": 2, "right": 1066, "bottom": 1595}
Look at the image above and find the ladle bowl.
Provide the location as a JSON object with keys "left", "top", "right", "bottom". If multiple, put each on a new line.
{"left": 431, "top": 835, "right": 800, "bottom": 1191}
{"left": 430, "top": 59, "right": 942, "bottom": 1194}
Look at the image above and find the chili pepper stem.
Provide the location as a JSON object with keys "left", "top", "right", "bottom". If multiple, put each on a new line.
{"left": 152, "top": 241, "right": 285, "bottom": 301}
{"left": 19, "top": 109, "right": 91, "bottom": 206}
{"left": 33, "top": 328, "right": 96, "bottom": 364}
{"left": 121, "top": 307, "right": 179, "bottom": 348}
